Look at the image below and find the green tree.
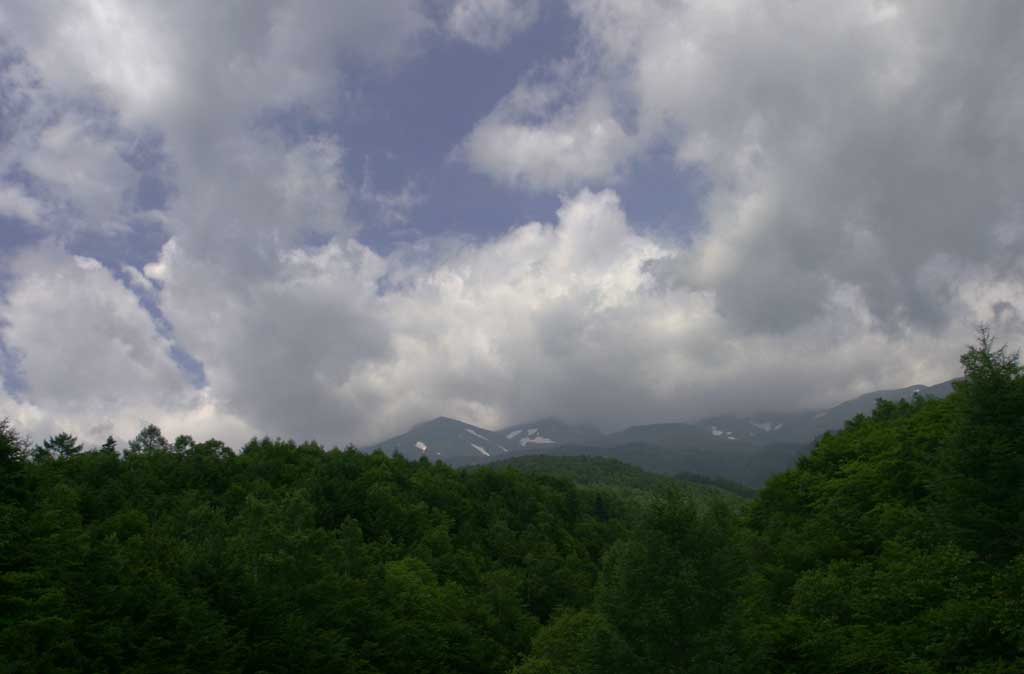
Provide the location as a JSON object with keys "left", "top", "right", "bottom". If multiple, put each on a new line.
{"left": 42, "top": 432, "right": 84, "bottom": 459}
{"left": 100, "top": 436, "right": 117, "bottom": 453}
{"left": 127, "top": 424, "right": 169, "bottom": 454}
{"left": 596, "top": 490, "right": 745, "bottom": 672}
{"left": 512, "top": 608, "right": 640, "bottom": 674}
{"left": 938, "top": 327, "right": 1024, "bottom": 559}
{"left": 0, "top": 418, "right": 28, "bottom": 502}
{"left": 741, "top": 330, "right": 1024, "bottom": 673}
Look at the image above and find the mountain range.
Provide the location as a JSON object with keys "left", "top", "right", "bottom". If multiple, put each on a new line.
{"left": 692, "top": 380, "right": 956, "bottom": 446}
{"left": 368, "top": 379, "right": 956, "bottom": 486}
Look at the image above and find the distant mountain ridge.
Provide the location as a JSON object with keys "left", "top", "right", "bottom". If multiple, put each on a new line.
{"left": 693, "top": 379, "right": 956, "bottom": 446}
{"left": 368, "top": 379, "right": 957, "bottom": 485}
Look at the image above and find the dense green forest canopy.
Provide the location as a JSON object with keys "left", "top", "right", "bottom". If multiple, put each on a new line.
{"left": 1, "top": 333, "right": 1022, "bottom": 673}
{"left": 484, "top": 454, "right": 754, "bottom": 500}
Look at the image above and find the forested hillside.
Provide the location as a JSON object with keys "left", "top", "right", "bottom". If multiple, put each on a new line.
{"left": 1, "top": 334, "right": 1021, "bottom": 673}
{"left": 488, "top": 454, "right": 754, "bottom": 500}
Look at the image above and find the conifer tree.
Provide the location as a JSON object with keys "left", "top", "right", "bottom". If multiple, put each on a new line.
{"left": 42, "top": 432, "right": 84, "bottom": 459}
{"left": 128, "top": 424, "right": 169, "bottom": 454}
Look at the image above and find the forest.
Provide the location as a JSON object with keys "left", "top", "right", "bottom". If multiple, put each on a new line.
{"left": 1, "top": 333, "right": 1022, "bottom": 673}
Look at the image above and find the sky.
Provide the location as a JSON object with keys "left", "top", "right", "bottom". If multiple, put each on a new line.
{"left": 0, "top": 0, "right": 1022, "bottom": 448}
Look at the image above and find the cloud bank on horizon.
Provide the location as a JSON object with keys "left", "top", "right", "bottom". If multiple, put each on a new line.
{"left": 1, "top": 0, "right": 1022, "bottom": 447}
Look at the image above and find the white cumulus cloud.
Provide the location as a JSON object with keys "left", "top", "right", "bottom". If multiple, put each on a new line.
{"left": 460, "top": 80, "right": 640, "bottom": 190}
{"left": 0, "top": 244, "right": 254, "bottom": 445}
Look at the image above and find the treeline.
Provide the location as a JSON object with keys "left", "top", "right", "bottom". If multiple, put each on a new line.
{"left": 1, "top": 333, "right": 1022, "bottom": 673}
{"left": 1, "top": 424, "right": 636, "bottom": 673}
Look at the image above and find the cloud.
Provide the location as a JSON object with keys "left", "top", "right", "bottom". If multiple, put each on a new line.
{"left": 121, "top": 264, "right": 155, "bottom": 293}
{"left": 447, "top": 0, "right": 541, "bottom": 49}
{"left": 150, "top": 188, "right": 690, "bottom": 443}
{"left": 0, "top": 0, "right": 433, "bottom": 245}
{"left": 1, "top": 0, "right": 1023, "bottom": 450}
{"left": 359, "top": 169, "right": 426, "bottom": 227}
{"left": 146, "top": 188, "right": 1016, "bottom": 446}
{"left": 21, "top": 111, "right": 138, "bottom": 231}
{"left": 0, "top": 185, "right": 43, "bottom": 224}
{"left": 460, "top": 79, "right": 639, "bottom": 190}
{"left": 0, "top": 245, "right": 184, "bottom": 410}
{"left": 0, "top": 52, "right": 139, "bottom": 235}
{"left": 0, "top": 1, "right": 433, "bottom": 128}
{"left": 0, "top": 0, "right": 434, "bottom": 443}
{"left": 2, "top": 190, "right": 1017, "bottom": 447}
{"left": 464, "top": 1, "right": 1024, "bottom": 335}
{"left": 150, "top": 232, "right": 392, "bottom": 444}
{"left": 0, "top": 243, "right": 254, "bottom": 445}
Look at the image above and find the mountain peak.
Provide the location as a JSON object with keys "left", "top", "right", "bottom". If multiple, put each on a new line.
{"left": 412, "top": 416, "right": 470, "bottom": 429}
{"left": 373, "top": 416, "right": 511, "bottom": 463}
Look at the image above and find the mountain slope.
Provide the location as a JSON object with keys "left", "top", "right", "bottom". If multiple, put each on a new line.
{"left": 517, "top": 441, "right": 803, "bottom": 487}
{"left": 370, "top": 416, "right": 513, "bottom": 463}
{"left": 602, "top": 421, "right": 746, "bottom": 451}
{"left": 497, "top": 418, "right": 605, "bottom": 448}
{"left": 695, "top": 379, "right": 957, "bottom": 446}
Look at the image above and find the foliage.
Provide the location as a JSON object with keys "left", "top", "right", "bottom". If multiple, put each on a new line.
{"left": 33, "top": 433, "right": 84, "bottom": 462}
{"left": 740, "top": 330, "right": 1024, "bottom": 673}
{"left": 0, "top": 418, "right": 28, "bottom": 502}
{"left": 511, "top": 608, "right": 640, "bottom": 674}
{"left": 0, "top": 436, "right": 628, "bottom": 673}
{"left": 673, "top": 470, "right": 758, "bottom": 498}
{"left": 1, "top": 330, "right": 1021, "bottom": 672}
{"left": 489, "top": 454, "right": 748, "bottom": 502}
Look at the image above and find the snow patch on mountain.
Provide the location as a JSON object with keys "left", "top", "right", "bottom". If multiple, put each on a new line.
{"left": 465, "top": 428, "right": 490, "bottom": 442}
{"left": 521, "top": 436, "right": 556, "bottom": 445}
{"left": 710, "top": 426, "right": 736, "bottom": 438}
